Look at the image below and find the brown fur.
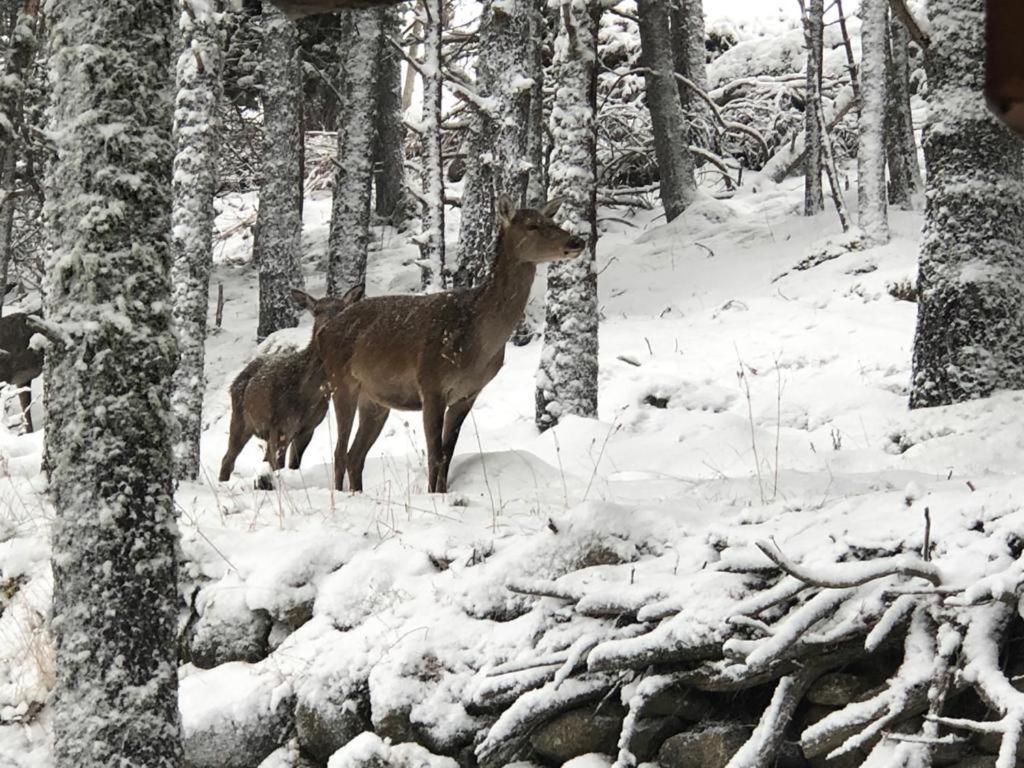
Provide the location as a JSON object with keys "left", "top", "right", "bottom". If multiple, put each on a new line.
{"left": 219, "top": 287, "right": 363, "bottom": 482}
{"left": 0, "top": 313, "right": 45, "bottom": 433}
{"left": 314, "top": 197, "right": 585, "bottom": 493}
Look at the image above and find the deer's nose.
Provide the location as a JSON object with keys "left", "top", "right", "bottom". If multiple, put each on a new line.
{"left": 566, "top": 235, "right": 585, "bottom": 251}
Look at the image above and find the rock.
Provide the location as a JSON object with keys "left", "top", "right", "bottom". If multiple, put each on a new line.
{"left": 975, "top": 726, "right": 1024, "bottom": 761}
{"left": 656, "top": 723, "right": 752, "bottom": 768}
{"left": 327, "top": 732, "right": 459, "bottom": 768}
{"left": 258, "top": 740, "right": 320, "bottom": 768}
{"left": 629, "top": 717, "right": 684, "bottom": 762}
{"left": 187, "top": 582, "right": 273, "bottom": 669}
{"left": 295, "top": 691, "right": 371, "bottom": 764}
{"left": 181, "top": 662, "right": 295, "bottom": 768}
{"left": 529, "top": 705, "right": 623, "bottom": 763}
{"left": 644, "top": 688, "right": 712, "bottom": 721}
{"left": 373, "top": 705, "right": 417, "bottom": 745}
{"left": 806, "top": 674, "right": 866, "bottom": 707}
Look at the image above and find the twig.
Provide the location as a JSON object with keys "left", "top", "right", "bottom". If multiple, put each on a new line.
{"left": 756, "top": 540, "right": 942, "bottom": 587}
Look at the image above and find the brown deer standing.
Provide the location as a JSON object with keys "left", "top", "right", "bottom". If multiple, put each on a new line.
{"left": 0, "top": 312, "right": 46, "bottom": 433}
{"left": 219, "top": 286, "right": 363, "bottom": 483}
{"left": 314, "top": 196, "right": 585, "bottom": 493}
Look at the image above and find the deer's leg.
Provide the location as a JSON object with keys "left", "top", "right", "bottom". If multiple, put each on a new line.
{"left": 288, "top": 426, "right": 316, "bottom": 470}
{"left": 346, "top": 400, "right": 390, "bottom": 493}
{"left": 219, "top": 410, "right": 252, "bottom": 481}
{"left": 18, "top": 388, "right": 33, "bottom": 433}
{"left": 438, "top": 396, "right": 477, "bottom": 493}
{"left": 422, "top": 394, "right": 446, "bottom": 493}
{"left": 332, "top": 388, "right": 358, "bottom": 492}
{"left": 266, "top": 432, "right": 283, "bottom": 471}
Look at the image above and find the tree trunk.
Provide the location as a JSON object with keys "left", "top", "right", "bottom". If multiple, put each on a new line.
{"left": 0, "top": 0, "right": 41, "bottom": 312}
{"left": 636, "top": 0, "right": 695, "bottom": 223}
{"left": 43, "top": 2, "right": 182, "bottom": 765}
{"left": 536, "top": 0, "right": 599, "bottom": 431}
{"left": 171, "top": 0, "right": 223, "bottom": 481}
{"left": 856, "top": 0, "right": 889, "bottom": 244}
{"left": 326, "top": 8, "right": 381, "bottom": 297}
{"left": 910, "top": 0, "right": 1024, "bottom": 408}
{"left": 802, "top": 0, "right": 824, "bottom": 215}
{"left": 373, "top": 4, "right": 408, "bottom": 224}
{"left": 255, "top": 1, "right": 305, "bottom": 340}
{"left": 478, "top": 0, "right": 534, "bottom": 204}
{"left": 671, "top": 0, "right": 711, "bottom": 144}
{"left": 885, "top": 14, "right": 921, "bottom": 210}
{"left": 452, "top": 111, "right": 495, "bottom": 289}
{"left": 525, "top": 0, "right": 550, "bottom": 207}
{"left": 418, "top": 0, "right": 446, "bottom": 289}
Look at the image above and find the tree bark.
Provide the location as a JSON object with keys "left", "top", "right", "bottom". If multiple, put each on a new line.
{"left": 671, "top": 0, "right": 711, "bottom": 144}
{"left": 418, "top": 0, "right": 446, "bottom": 289}
{"left": 525, "top": 0, "right": 550, "bottom": 207}
{"left": 43, "top": 2, "right": 182, "bottom": 765}
{"left": 373, "top": 4, "right": 408, "bottom": 225}
{"left": 536, "top": 0, "right": 599, "bottom": 431}
{"left": 171, "top": 0, "right": 223, "bottom": 481}
{"left": 326, "top": 8, "right": 381, "bottom": 297}
{"left": 636, "top": 0, "right": 695, "bottom": 222}
{"left": 0, "top": 0, "right": 41, "bottom": 312}
{"left": 802, "top": 0, "right": 824, "bottom": 215}
{"left": 910, "top": 0, "right": 1024, "bottom": 408}
{"left": 856, "top": 0, "right": 890, "bottom": 244}
{"left": 255, "top": 1, "right": 305, "bottom": 340}
{"left": 452, "top": 111, "right": 495, "bottom": 289}
{"left": 885, "top": 14, "right": 921, "bottom": 210}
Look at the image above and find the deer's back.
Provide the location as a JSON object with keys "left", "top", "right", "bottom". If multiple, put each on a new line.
{"left": 0, "top": 313, "right": 44, "bottom": 386}
{"left": 233, "top": 349, "right": 328, "bottom": 438}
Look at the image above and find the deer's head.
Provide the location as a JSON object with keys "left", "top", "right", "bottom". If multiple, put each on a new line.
{"left": 497, "top": 196, "right": 586, "bottom": 263}
{"left": 291, "top": 285, "right": 364, "bottom": 327}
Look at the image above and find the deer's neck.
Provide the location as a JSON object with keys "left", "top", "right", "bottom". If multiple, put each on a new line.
{"left": 299, "top": 343, "right": 327, "bottom": 398}
{"left": 471, "top": 233, "right": 536, "bottom": 353}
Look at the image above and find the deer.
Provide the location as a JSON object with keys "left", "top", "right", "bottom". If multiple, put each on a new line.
{"left": 0, "top": 311, "right": 46, "bottom": 433}
{"left": 313, "top": 195, "right": 586, "bottom": 494}
{"left": 218, "top": 286, "right": 363, "bottom": 484}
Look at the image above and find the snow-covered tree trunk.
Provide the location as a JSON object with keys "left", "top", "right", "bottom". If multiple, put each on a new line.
{"left": 373, "top": 4, "right": 408, "bottom": 225}
{"left": 43, "top": 2, "right": 182, "bottom": 765}
{"left": 171, "top": 0, "right": 223, "bottom": 481}
{"left": 418, "top": 0, "right": 446, "bottom": 290}
{"left": 636, "top": 0, "right": 695, "bottom": 223}
{"left": 670, "top": 0, "right": 710, "bottom": 142}
{"left": 452, "top": 112, "right": 495, "bottom": 289}
{"left": 255, "top": 1, "right": 304, "bottom": 340}
{"left": 856, "top": 0, "right": 890, "bottom": 244}
{"left": 0, "top": 0, "right": 40, "bottom": 312}
{"left": 910, "top": 0, "right": 1024, "bottom": 408}
{"left": 525, "top": 0, "right": 550, "bottom": 207}
{"left": 802, "top": 0, "right": 824, "bottom": 216}
{"left": 326, "top": 9, "right": 381, "bottom": 297}
{"left": 885, "top": 15, "right": 921, "bottom": 210}
{"left": 478, "top": 0, "right": 534, "bottom": 204}
{"left": 535, "top": 0, "right": 599, "bottom": 431}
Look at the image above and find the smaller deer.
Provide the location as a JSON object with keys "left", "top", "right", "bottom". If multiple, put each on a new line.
{"left": 314, "top": 195, "right": 585, "bottom": 493}
{"left": 218, "top": 286, "right": 363, "bottom": 483}
{"left": 0, "top": 312, "right": 46, "bottom": 433}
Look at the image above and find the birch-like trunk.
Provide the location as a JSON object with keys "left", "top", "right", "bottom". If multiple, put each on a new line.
{"left": 326, "top": 9, "right": 381, "bottom": 297}
{"left": 171, "top": 0, "right": 223, "bottom": 480}
{"left": 856, "top": 0, "right": 890, "bottom": 244}
{"left": 803, "top": 0, "right": 825, "bottom": 215}
{"left": 636, "top": 0, "right": 695, "bottom": 222}
{"left": 255, "top": 1, "right": 305, "bottom": 340}
{"left": 536, "top": 0, "right": 599, "bottom": 431}
{"left": 418, "top": 0, "right": 446, "bottom": 290}
{"left": 910, "top": 0, "right": 1024, "bottom": 407}
{"left": 44, "top": 2, "right": 182, "bottom": 764}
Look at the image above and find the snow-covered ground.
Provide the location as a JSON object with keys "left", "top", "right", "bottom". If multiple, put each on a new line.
{"left": 3, "top": 157, "right": 1022, "bottom": 766}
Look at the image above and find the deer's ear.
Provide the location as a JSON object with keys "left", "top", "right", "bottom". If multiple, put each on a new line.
{"left": 291, "top": 289, "right": 316, "bottom": 313}
{"left": 340, "top": 285, "right": 365, "bottom": 304}
{"left": 496, "top": 195, "right": 516, "bottom": 228}
{"left": 540, "top": 196, "right": 565, "bottom": 219}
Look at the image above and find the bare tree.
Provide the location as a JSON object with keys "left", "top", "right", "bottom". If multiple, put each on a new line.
{"left": 636, "top": 0, "right": 695, "bottom": 222}
{"left": 171, "top": 0, "right": 223, "bottom": 480}
{"left": 418, "top": 0, "right": 446, "bottom": 289}
{"left": 856, "top": 0, "right": 889, "bottom": 244}
{"left": 373, "top": 4, "right": 408, "bottom": 225}
{"left": 326, "top": 8, "right": 382, "bottom": 297}
{"left": 802, "top": 0, "right": 824, "bottom": 215}
{"left": 536, "top": 0, "right": 599, "bottom": 431}
{"left": 911, "top": 0, "right": 1024, "bottom": 407}
{"left": 885, "top": 13, "right": 921, "bottom": 210}
{"left": 255, "top": 1, "right": 305, "bottom": 340}
{"left": 44, "top": 1, "right": 182, "bottom": 764}
{"left": 671, "top": 0, "right": 711, "bottom": 140}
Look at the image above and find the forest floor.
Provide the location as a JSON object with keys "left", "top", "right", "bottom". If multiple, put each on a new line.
{"left": 2, "top": 172, "right": 1021, "bottom": 766}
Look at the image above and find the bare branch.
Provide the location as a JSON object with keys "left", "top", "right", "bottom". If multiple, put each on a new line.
{"left": 756, "top": 540, "right": 942, "bottom": 587}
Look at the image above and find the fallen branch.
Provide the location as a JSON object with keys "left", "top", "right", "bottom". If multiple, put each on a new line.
{"left": 756, "top": 540, "right": 942, "bottom": 588}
